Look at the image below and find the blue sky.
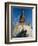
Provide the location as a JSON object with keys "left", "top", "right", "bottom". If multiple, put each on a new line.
{"left": 11, "top": 6, "right": 32, "bottom": 26}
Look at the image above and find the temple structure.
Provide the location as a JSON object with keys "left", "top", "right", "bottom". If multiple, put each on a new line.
{"left": 12, "top": 9, "right": 32, "bottom": 37}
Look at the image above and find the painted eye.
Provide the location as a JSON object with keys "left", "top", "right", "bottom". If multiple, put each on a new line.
{"left": 25, "top": 30, "right": 27, "bottom": 32}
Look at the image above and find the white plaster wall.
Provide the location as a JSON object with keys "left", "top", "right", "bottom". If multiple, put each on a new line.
{"left": 37, "top": 4, "right": 38, "bottom": 41}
